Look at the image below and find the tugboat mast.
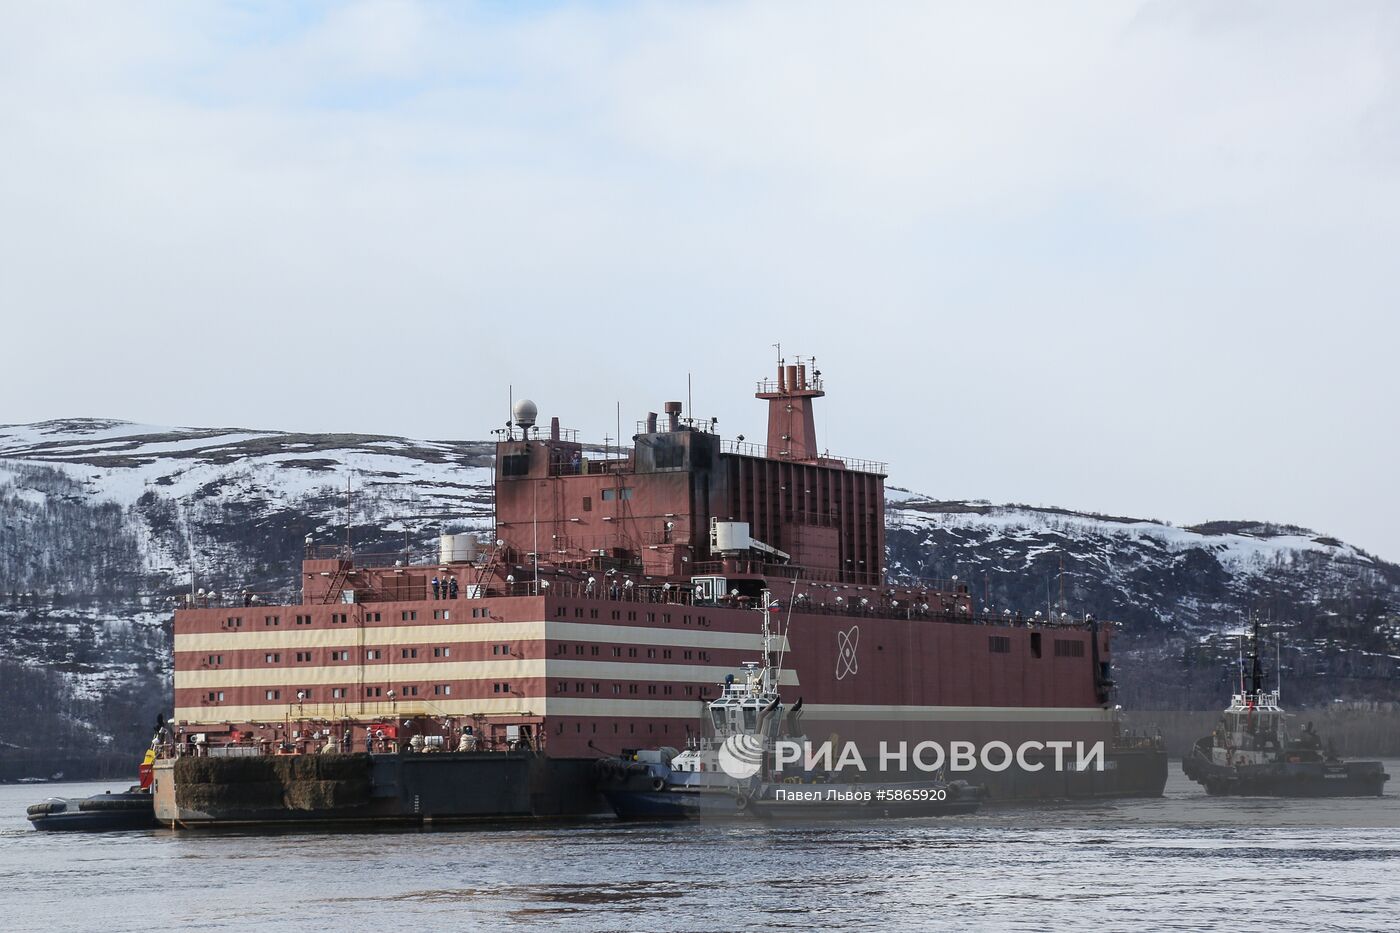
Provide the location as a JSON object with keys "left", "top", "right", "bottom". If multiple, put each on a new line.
{"left": 1248, "top": 616, "right": 1265, "bottom": 697}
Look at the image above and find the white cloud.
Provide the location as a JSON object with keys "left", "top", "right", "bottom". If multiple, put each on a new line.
{"left": 1, "top": 0, "right": 1397, "bottom": 559}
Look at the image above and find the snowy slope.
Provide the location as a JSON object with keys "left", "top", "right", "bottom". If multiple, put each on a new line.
{"left": 0, "top": 420, "right": 1397, "bottom": 764}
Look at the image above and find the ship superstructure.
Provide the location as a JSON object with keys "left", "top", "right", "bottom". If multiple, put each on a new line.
{"left": 165, "top": 355, "right": 1164, "bottom": 810}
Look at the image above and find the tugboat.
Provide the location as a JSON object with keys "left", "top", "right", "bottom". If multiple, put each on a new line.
{"left": 26, "top": 748, "right": 159, "bottom": 831}
{"left": 1182, "top": 622, "right": 1389, "bottom": 797}
{"left": 596, "top": 590, "right": 983, "bottom": 820}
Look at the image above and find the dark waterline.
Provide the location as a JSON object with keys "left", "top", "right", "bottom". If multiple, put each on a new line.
{"left": 2, "top": 765, "right": 1396, "bottom": 932}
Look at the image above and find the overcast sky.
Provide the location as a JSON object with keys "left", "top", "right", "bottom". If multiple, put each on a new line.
{"left": 2, "top": 1, "right": 1397, "bottom": 560}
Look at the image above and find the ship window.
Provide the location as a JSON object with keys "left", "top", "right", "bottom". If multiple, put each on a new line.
{"left": 590, "top": 609, "right": 598, "bottom": 619}
{"left": 501, "top": 453, "right": 530, "bottom": 477}
{"left": 1031, "top": 632, "right": 1043, "bottom": 658}
{"left": 1054, "top": 639, "right": 1086, "bottom": 658}
{"left": 647, "top": 648, "right": 656, "bottom": 658}
{"left": 710, "top": 709, "right": 725, "bottom": 731}
{"left": 663, "top": 650, "right": 672, "bottom": 659}
{"left": 583, "top": 496, "right": 592, "bottom": 512}
{"left": 628, "top": 648, "right": 637, "bottom": 657}
{"left": 602, "top": 488, "right": 614, "bottom": 501}
{"left": 611, "top": 611, "right": 620, "bottom": 620}
{"left": 628, "top": 685, "right": 638, "bottom": 694}
{"left": 988, "top": 636, "right": 1011, "bottom": 654}
{"left": 664, "top": 686, "right": 672, "bottom": 695}
{"left": 743, "top": 708, "right": 757, "bottom": 731}
{"left": 612, "top": 647, "right": 622, "bottom": 657}
{"left": 591, "top": 683, "right": 600, "bottom": 693}
{"left": 591, "top": 646, "right": 599, "bottom": 655}
{"left": 576, "top": 607, "right": 584, "bottom": 618}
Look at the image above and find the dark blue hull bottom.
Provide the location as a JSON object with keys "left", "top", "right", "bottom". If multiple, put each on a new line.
{"left": 1183, "top": 754, "right": 1390, "bottom": 797}
{"left": 27, "top": 792, "right": 158, "bottom": 831}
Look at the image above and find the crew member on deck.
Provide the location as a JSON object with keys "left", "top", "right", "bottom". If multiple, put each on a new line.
{"left": 432, "top": 577, "right": 441, "bottom": 599}
{"left": 448, "top": 577, "right": 459, "bottom": 599}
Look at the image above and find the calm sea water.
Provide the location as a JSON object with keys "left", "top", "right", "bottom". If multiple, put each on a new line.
{"left": 1, "top": 766, "right": 1396, "bottom": 932}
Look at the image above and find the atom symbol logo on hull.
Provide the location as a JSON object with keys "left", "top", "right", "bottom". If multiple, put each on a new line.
{"left": 836, "top": 625, "right": 860, "bottom": 680}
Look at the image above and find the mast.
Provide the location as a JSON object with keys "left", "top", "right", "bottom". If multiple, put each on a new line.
{"left": 1248, "top": 616, "right": 1264, "bottom": 696}
{"left": 760, "top": 590, "right": 776, "bottom": 695}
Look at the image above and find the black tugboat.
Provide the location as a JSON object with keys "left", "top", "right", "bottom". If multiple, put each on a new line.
{"left": 26, "top": 787, "right": 158, "bottom": 831}
{"left": 1182, "top": 622, "right": 1389, "bottom": 797}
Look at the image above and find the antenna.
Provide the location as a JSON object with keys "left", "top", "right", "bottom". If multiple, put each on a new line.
{"left": 1249, "top": 615, "right": 1263, "bottom": 696}
{"left": 687, "top": 372, "right": 692, "bottom": 424}
{"left": 1058, "top": 555, "right": 1065, "bottom": 611}
{"left": 1276, "top": 632, "right": 1282, "bottom": 702}
{"left": 1237, "top": 627, "right": 1248, "bottom": 694}
{"left": 346, "top": 473, "right": 353, "bottom": 554}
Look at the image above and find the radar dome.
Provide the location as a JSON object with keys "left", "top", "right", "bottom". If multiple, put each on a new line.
{"left": 512, "top": 399, "right": 538, "bottom": 429}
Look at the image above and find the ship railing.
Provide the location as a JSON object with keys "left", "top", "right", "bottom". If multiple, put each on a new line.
{"left": 759, "top": 599, "right": 1100, "bottom": 629}
{"left": 633, "top": 418, "right": 719, "bottom": 436}
{"left": 689, "top": 559, "right": 884, "bottom": 587}
{"left": 305, "top": 544, "right": 355, "bottom": 561}
{"left": 719, "top": 439, "right": 886, "bottom": 475}
{"left": 538, "top": 578, "right": 697, "bottom": 605}
{"left": 755, "top": 376, "right": 825, "bottom": 395}
{"left": 175, "top": 589, "right": 301, "bottom": 610}
{"left": 514, "top": 426, "right": 581, "bottom": 443}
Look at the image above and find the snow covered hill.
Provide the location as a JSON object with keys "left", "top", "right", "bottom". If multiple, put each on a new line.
{"left": 1, "top": 419, "right": 1397, "bottom": 768}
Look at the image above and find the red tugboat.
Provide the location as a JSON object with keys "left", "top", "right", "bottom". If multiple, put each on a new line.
{"left": 153, "top": 354, "right": 1166, "bottom": 826}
